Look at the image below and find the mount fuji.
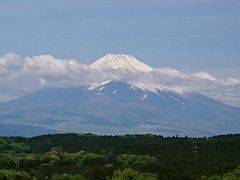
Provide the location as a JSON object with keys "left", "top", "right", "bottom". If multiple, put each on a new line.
{"left": 90, "top": 54, "right": 153, "bottom": 72}
{"left": 0, "top": 54, "right": 240, "bottom": 137}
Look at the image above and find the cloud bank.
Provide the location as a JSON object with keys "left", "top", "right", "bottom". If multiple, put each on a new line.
{"left": 0, "top": 53, "right": 240, "bottom": 107}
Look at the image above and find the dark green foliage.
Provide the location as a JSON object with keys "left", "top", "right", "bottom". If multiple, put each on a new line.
{"left": 112, "top": 168, "right": 158, "bottom": 180}
{"left": 51, "top": 173, "right": 86, "bottom": 180}
{"left": 0, "top": 169, "right": 31, "bottom": 180}
{"left": 84, "top": 166, "right": 113, "bottom": 180}
{"left": 0, "top": 155, "right": 16, "bottom": 169}
{"left": 1, "top": 133, "right": 240, "bottom": 179}
{"left": 116, "top": 154, "right": 157, "bottom": 171}
{"left": 205, "top": 166, "right": 240, "bottom": 180}
{"left": 0, "top": 137, "right": 30, "bottom": 153}
{"left": 19, "top": 154, "right": 39, "bottom": 170}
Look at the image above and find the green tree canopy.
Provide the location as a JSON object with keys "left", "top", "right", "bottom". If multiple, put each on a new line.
{"left": 0, "top": 155, "right": 16, "bottom": 169}
{"left": 0, "top": 169, "right": 31, "bottom": 180}
{"left": 112, "top": 168, "right": 158, "bottom": 180}
{"left": 116, "top": 154, "right": 157, "bottom": 168}
{"left": 51, "top": 173, "right": 86, "bottom": 180}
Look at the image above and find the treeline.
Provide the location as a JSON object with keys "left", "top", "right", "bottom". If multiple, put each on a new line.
{"left": 1, "top": 133, "right": 240, "bottom": 179}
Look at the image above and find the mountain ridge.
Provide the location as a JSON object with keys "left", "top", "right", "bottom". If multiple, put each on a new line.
{"left": 0, "top": 81, "right": 240, "bottom": 137}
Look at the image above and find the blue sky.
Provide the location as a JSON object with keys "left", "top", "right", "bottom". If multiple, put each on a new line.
{"left": 0, "top": 0, "right": 240, "bottom": 77}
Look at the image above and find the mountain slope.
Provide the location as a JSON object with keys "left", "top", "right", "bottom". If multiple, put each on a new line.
{"left": 0, "top": 81, "right": 240, "bottom": 137}
{"left": 0, "top": 122, "right": 60, "bottom": 137}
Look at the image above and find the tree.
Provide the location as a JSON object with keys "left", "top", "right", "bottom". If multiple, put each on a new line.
{"left": 41, "top": 151, "right": 60, "bottom": 164}
{"left": 205, "top": 167, "right": 240, "bottom": 180}
{"left": 0, "top": 169, "right": 31, "bottom": 180}
{"left": 19, "top": 154, "right": 39, "bottom": 169}
{"left": 0, "top": 155, "right": 16, "bottom": 169}
{"left": 112, "top": 168, "right": 157, "bottom": 180}
{"left": 51, "top": 173, "right": 85, "bottom": 180}
{"left": 85, "top": 166, "right": 114, "bottom": 180}
{"left": 116, "top": 154, "right": 157, "bottom": 168}
{"left": 9, "top": 142, "right": 30, "bottom": 153}
{"left": 62, "top": 151, "right": 105, "bottom": 166}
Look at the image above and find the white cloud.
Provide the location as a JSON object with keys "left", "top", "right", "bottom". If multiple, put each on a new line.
{"left": 0, "top": 53, "right": 240, "bottom": 107}
{"left": 154, "top": 68, "right": 187, "bottom": 78}
{"left": 0, "top": 53, "right": 22, "bottom": 76}
{"left": 193, "top": 72, "right": 216, "bottom": 81}
{"left": 0, "top": 53, "right": 92, "bottom": 101}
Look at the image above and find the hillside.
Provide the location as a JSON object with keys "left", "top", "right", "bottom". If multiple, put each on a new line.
{"left": 1, "top": 81, "right": 240, "bottom": 137}
{"left": 1, "top": 133, "right": 240, "bottom": 179}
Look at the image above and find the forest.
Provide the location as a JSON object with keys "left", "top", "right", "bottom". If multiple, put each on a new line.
{"left": 1, "top": 133, "right": 240, "bottom": 180}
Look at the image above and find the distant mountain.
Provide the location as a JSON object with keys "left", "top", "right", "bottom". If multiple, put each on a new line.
{"left": 0, "top": 81, "right": 240, "bottom": 137}
{"left": 0, "top": 122, "right": 59, "bottom": 137}
{"left": 0, "top": 54, "right": 240, "bottom": 137}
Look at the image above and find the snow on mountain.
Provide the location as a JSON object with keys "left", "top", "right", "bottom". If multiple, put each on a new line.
{"left": 89, "top": 54, "right": 153, "bottom": 72}
{"left": 88, "top": 54, "right": 192, "bottom": 94}
{"left": 88, "top": 80, "right": 191, "bottom": 95}
{"left": 131, "top": 82, "right": 191, "bottom": 94}
{"left": 88, "top": 80, "right": 111, "bottom": 90}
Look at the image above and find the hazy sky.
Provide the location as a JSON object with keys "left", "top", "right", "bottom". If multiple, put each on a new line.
{"left": 0, "top": 0, "right": 240, "bottom": 77}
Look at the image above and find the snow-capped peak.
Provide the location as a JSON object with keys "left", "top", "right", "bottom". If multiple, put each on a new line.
{"left": 89, "top": 54, "right": 153, "bottom": 72}
{"left": 131, "top": 82, "right": 191, "bottom": 94}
